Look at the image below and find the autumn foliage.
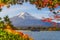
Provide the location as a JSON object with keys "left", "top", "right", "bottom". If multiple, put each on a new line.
{"left": 0, "top": 0, "right": 60, "bottom": 8}
{"left": 0, "top": 16, "right": 33, "bottom": 40}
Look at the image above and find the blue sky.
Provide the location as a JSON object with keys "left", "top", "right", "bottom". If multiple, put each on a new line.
{"left": 0, "top": 2, "right": 60, "bottom": 22}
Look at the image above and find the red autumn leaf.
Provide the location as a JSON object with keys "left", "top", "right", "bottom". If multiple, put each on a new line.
{"left": 23, "top": 34, "right": 29, "bottom": 39}
{"left": 42, "top": 18, "right": 52, "bottom": 22}
{"left": 54, "top": 4, "right": 59, "bottom": 8}
{"left": 0, "top": 5, "right": 1, "bottom": 8}
{"left": 18, "top": 32, "right": 23, "bottom": 36}
{"left": 54, "top": 15, "right": 60, "bottom": 18}
{"left": 34, "top": 2, "right": 38, "bottom": 5}
{"left": 43, "top": 0, "right": 48, "bottom": 3}
{"left": 49, "top": 1, "right": 52, "bottom": 5}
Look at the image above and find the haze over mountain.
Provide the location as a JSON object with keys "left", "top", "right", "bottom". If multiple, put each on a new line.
{"left": 10, "top": 12, "right": 53, "bottom": 27}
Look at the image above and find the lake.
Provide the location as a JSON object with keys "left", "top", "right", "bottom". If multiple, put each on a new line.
{"left": 17, "top": 30, "right": 60, "bottom": 40}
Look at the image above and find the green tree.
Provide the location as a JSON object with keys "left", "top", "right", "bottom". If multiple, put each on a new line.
{"left": 4, "top": 16, "right": 13, "bottom": 28}
{"left": 0, "top": 17, "right": 4, "bottom": 29}
{"left": 0, "top": 8, "right": 2, "bottom": 12}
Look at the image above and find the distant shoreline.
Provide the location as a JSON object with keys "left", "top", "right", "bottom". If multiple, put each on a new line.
{"left": 15, "top": 30, "right": 60, "bottom": 32}
{"left": 13, "top": 27, "right": 60, "bottom": 31}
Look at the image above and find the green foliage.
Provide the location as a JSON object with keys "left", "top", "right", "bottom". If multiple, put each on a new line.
{"left": 0, "top": 8, "right": 2, "bottom": 12}
{"left": 0, "top": 16, "right": 30, "bottom": 40}
{"left": 0, "top": 29, "right": 24, "bottom": 40}
{"left": 0, "top": 15, "right": 13, "bottom": 29}
{"left": 56, "top": 28, "right": 60, "bottom": 31}
{"left": 0, "top": 17, "right": 4, "bottom": 29}
{"left": 0, "top": 21, "right": 4, "bottom": 28}
{"left": 4, "top": 15, "right": 13, "bottom": 27}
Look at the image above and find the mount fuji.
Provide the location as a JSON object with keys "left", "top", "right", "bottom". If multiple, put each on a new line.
{"left": 10, "top": 12, "right": 53, "bottom": 27}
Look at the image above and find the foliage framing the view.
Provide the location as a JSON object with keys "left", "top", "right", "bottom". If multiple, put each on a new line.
{"left": 0, "top": 0, "right": 60, "bottom": 11}
{"left": 0, "top": 16, "right": 33, "bottom": 40}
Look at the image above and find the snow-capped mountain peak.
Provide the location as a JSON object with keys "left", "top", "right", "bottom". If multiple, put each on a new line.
{"left": 17, "top": 12, "right": 35, "bottom": 19}
{"left": 10, "top": 12, "right": 54, "bottom": 27}
{"left": 18, "top": 12, "right": 30, "bottom": 16}
{"left": 18, "top": 12, "right": 25, "bottom": 19}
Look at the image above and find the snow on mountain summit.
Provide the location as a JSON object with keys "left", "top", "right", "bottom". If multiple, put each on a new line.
{"left": 10, "top": 12, "right": 53, "bottom": 27}
{"left": 17, "top": 12, "right": 36, "bottom": 19}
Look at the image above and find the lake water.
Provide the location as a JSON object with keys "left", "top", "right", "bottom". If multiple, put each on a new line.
{"left": 17, "top": 30, "right": 60, "bottom": 40}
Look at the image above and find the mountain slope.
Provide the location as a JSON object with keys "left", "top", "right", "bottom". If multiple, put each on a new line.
{"left": 10, "top": 12, "right": 53, "bottom": 27}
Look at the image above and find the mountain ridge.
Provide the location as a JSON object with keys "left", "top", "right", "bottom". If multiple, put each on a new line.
{"left": 10, "top": 12, "right": 54, "bottom": 27}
